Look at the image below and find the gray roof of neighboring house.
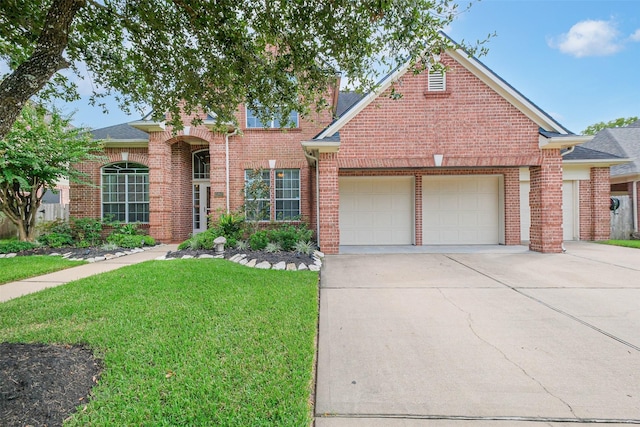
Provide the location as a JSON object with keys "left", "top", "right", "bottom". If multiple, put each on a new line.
{"left": 90, "top": 123, "right": 149, "bottom": 141}
{"left": 582, "top": 123, "right": 640, "bottom": 177}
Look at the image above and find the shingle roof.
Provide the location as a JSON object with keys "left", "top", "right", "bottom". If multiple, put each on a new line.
{"left": 582, "top": 125, "right": 640, "bottom": 176}
{"left": 562, "top": 146, "right": 624, "bottom": 161}
{"left": 336, "top": 91, "right": 365, "bottom": 117}
{"left": 90, "top": 123, "right": 149, "bottom": 141}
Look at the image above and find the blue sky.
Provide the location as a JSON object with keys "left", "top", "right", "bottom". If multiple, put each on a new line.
{"left": 59, "top": 0, "right": 640, "bottom": 134}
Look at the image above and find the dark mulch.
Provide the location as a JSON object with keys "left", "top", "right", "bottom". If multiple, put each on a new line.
{"left": 16, "top": 246, "right": 132, "bottom": 259}
{"left": 0, "top": 343, "right": 102, "bottom": 427}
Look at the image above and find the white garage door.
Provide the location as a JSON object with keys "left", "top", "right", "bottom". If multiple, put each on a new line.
{"left": 520, "top": 181, "right": 577, "bottom": 241}
{"left": 423, "top": 176, "right": 500, "bottom": 244}
{"left": 339, "top": 177, "right": 414, "bottom": 245}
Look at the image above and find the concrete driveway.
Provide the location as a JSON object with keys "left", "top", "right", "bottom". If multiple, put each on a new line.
{"left": 315, "top": 242, "right": 640, "bottom": 426}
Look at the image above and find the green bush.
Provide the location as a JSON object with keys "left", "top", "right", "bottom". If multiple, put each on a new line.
{"left": 107, "top": 234, "right": 155, "bottom": 248}
{"left": 215, "top": 212, "right": 245, "bottom": 239}
{"left": 0, "top": 240, "right": 37, "bottom": 254}
{"left": 38, "top": 232, "right": 74, "bottom": 248}
{"left": 249, "top": 230, "right": 269, "bottom": 251}
{"left": 70, "top": 217, "right": 103, "bottom": 246}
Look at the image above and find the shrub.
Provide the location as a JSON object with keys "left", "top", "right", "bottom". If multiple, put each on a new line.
{"left": 0, "top": 240, "right": 37, "bottom": 254}
{"left": 235, "top": 240, "right": 249, "bottom": 250}
{"left": 215, "top": 212, "right": 245, "bottom": 240}
{"left": 70, "top": 217, "right": 103, "bottom": 246}
{"left": 107, "top": 234, "right": 155, "bottom": 248}
{"left": 293, "top": 240, "right": 315, "bottom": 256}
{"left": 267, "top": 224, "right": 314, "bottom": 252}
{"left": 38, "top": 232, "right": 74, "bottom": 248}
{"left": 249, "top": 230, "right": 269, "bottom": 251}
{"left": 265, "top": 242, "right": 282, "bottom": 253}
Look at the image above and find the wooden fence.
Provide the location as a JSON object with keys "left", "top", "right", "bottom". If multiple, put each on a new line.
{"left": 0, "top": 203, "right": 69, "bottom": 239}
{"left": 610, "top": 195, "right": 634, "bottom": 240}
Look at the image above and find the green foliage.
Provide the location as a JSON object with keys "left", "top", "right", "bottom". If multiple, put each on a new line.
{"left": 268, "top": 223, "right": 313, "bottom": 251}
{"left": 599, "top": 240, "right": 640, "bottom": 249}
{"left": 106, "top": 234, "right": 155, "bottom": 249}
{"left": 235, "top": 240, "right": 249, "bottom": 251}
{"left": 107, "top": 221, "right": 141, "bottom": 236}
{"left": 249, "top": 230, "right": 270, "bottom": 251}
{"left": 70, "top": 217, "right": 103, "bottom": 247}
{"left": 293, "top": 240, "right": 316, "bottom": 256}
{"left": 0, "top": 261, "right": 318, "bottom": 425}
{"left": 1, "top": 0, "right": 484, "bottom": 139}
{"left": 265, "top": 241, "right": 282, "bottom": 253}
{"left": 0, "top": 104, "right": 104, "bottom": 241}
{"left": 215, "top": 212, "right": 245, "bottom": 238}
{"left": 0, "top": 240, "right": 37, "bottom": 254}
{"left": 582, "top": 117, "right": 639, "bottom": 135}
{"left": 37, "top": 219, "right": 74, "bottom": 248}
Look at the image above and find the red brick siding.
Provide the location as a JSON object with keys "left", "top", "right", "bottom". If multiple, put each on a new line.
{"left": 528, "top": 150, "right": 563, "bottom": 253}
{"left": 318, "top": 152, "right": 339, "bottom": 254}
{"left": 590, "top": 167, "right": 611, "bottom": 240}
{"left": 579, "top": 179, "right": 593, "bottom": 241}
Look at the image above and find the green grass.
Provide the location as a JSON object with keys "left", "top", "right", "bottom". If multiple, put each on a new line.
{"left": 0, "top": 260, "right": 319, "bottom": 426}
{"left": 0, "top": 256, "right": 86, "bottom": 285}
{"left": 598, "top": 239, "right": 640, "bottom": 249}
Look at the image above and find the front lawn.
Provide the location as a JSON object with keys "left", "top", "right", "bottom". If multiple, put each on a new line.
{"left": 598, "top": 240, "right": 640, "bottom": 249}
{"left": 0, "top": 256, "right": 86, "bottom": 285}
{"left": 0, "top": 259, "right": 319, "bottom": 426}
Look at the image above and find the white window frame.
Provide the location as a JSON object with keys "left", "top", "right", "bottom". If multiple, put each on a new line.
{"left": 244, "top": 169, "right": 271, "bottom": 221}
{"left": 275, "top": 169, "right": 300, "bottom": 220}
{"left": 101, "top": 162, "right": 150, "bottom": 223}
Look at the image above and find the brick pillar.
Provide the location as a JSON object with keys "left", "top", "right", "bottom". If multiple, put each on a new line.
{"left": 529, "top": 149, "right": 563, "bottom": 253}
{"left": 503, "top": 168, "right": 521, "bottom": 245}
{"left": 415, "top": 175, "right": 423, "bottom": 246}
{"left": 209, "top": 135, "right": 227, "bottom": 221}
{"left": 591, "top": 167, "right": 610, "bottom": 240}
{"left": 149, "top": 135, "right": 173, "bottom": 242}
{"left": 318, "top": 152, "right": 339, "bottom": 254}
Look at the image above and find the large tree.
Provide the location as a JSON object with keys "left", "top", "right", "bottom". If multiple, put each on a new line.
{"left": 582, "top": 116, "right": 639, "bottom": 135}
{"left": 0, "top": 103, "right": 103, "bottom": 241}
{"left": 0, "top": 0, "right": 484, "bottom": 138}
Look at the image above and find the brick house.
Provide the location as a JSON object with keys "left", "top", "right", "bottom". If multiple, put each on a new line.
{"left": 580, "top": 120, "right": 640, "bottom": 235}
{"left": 71, "top": 42, "right": 624, "bottom": 254}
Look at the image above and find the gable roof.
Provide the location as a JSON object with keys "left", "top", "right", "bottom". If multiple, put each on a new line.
{"left": 582, "top": 124, "right": 640, "bottom": 177}
{"left": 90, "top": 123, "right": 149, "bottom": 142}
{"left": 312, "top": 32, "right": 571, "bottom": 142}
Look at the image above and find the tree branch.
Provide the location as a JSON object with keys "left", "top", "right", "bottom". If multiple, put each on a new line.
{"left": 0, "top": 0, "right": 85, "bottom": 140}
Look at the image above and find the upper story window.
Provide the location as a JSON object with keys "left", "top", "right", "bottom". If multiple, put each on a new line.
{"left": 246, "top": 107, "right": 299, "bottom": 129}
{"left": 193, "top": 150, "right": 210, "bottom": 180}
{"left": 102, "top": 162, "right": 149, "bottom": 223}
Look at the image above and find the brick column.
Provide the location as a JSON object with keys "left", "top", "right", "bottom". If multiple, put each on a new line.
{"left": 591, "top": 167, "right": 610, "bottom": 240}
{"left": 318, "top": 152, "right": 339, "bottom": 254}
{"left": 503, "top": 169, "right": 521, "bottom": 245}
{"left": 208, "top": 135, "right": 227, "bottom": 222}
{"left": 148, "top": 135, "right": 173, "bottom": 242}
{"left": 529, "top": 149, "right": 563, "bottom": 253}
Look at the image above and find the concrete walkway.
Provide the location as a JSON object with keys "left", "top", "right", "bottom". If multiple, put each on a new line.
{"left": 0, "top": 244, "right": 178, "bottom": 302}
{"left": 315, "top": 241, "right": 640, "bottom": 426}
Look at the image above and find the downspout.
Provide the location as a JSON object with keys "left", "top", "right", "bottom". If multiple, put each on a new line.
{"left": 303, "top": 149, "right": 321, "bottom": 248}
{"left": 634, "top": 180, "right": 639, "bottom": 233}
{"left": 225, "top": 129, "right": 238, "bottom": 214}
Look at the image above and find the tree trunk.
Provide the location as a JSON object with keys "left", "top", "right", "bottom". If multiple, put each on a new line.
{"left": 0, "top": 0, "right": 85, "bottom": 140}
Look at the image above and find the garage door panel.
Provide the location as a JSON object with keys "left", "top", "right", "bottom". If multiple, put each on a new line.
{"left": 423, "top": 176, "right": 500, "bottom": 245}
{"left": 340, "top": 177, "right": 413, "bottom": 245}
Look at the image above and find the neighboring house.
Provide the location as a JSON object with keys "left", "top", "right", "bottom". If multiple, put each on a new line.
{"left": 581, "top": 120, "right": 640, "bottom": 234}
{"left": 70, "top": 36, "right": 625, "bottom": 254}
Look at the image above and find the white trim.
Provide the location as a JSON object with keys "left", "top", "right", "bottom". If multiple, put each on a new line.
{"left": 538, "top": 134, "right": 592, "bottom": 149}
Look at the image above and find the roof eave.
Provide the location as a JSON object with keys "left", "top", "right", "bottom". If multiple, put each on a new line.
{"left": 563, "top": 158, "right": 631, "bottom": 167}
{"left": 129, "top": 120, "right": 166, "bottom": 133}
{"left": 539, "top": 134, "right": 593, "bottom": 150}
{"left": 103, "top": 139, "right": 149, "bottom": 148}
{"left": 302, "top": 139, "right": 340, "bottom": 153}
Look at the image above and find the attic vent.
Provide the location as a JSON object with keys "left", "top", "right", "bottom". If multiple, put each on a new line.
{"left": 428, "top": 71, "right": 446, "bottom": 92}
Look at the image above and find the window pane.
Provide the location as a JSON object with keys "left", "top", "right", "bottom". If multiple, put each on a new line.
{"left": 102, "top": 162, "right": 149, "bottom": 223}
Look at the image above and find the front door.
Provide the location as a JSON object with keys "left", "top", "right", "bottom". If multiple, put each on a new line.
{"left": 193, "top": 183, "right": 211, "bottom": 234}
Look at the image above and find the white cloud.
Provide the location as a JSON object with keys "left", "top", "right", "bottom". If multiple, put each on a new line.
{"left": 630, "top": 28, "right": 640, "bottom": 42}
{"left": 549, "top": 20, "right": 623, "bottom": 58}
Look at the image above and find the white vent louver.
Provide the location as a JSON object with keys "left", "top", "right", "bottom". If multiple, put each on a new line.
{"left": 428, "top": 71, "right": 446, "bottom": 92}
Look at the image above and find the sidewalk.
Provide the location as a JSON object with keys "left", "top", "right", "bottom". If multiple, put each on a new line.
{"left": 0, "top": 244, "right": 178, "bottom": 303}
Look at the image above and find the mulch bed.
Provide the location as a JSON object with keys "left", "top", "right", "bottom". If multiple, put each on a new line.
{"left": 0, "top": 343, "right": 102, "bottom": 427}
{"left": 166, "top": 247, "right": 316, "bottom": 266}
